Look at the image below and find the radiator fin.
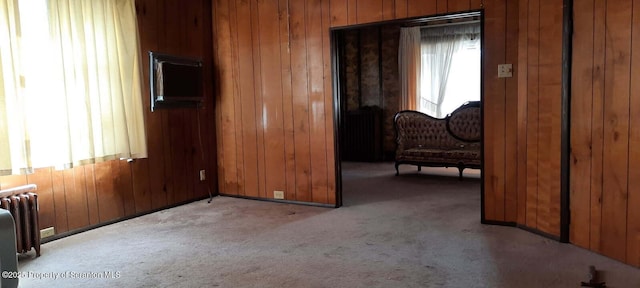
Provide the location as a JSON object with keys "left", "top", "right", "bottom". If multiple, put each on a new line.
{"left": 342, "top": 107, "right": 383, "bottom": 162}
{"left": 0, "top": 185, "right": 41, "bottom": 257}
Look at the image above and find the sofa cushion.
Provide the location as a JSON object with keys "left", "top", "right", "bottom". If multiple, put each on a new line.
{"left": 398, "top": 148, "right": 480, "bottom": 165}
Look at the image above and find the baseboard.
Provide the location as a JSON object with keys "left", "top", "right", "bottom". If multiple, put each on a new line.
{"left": 219, "top": 193, "right": 336, "bottom": 208}
{"left": 41, "top": 195, "right": 211, "bottom": 244}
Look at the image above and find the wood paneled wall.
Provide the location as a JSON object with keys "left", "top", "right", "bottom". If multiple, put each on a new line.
{"left": 0, "top": 0, "right": 216, "bottom": 238}
{"left": 571, "top": 0, "right": 640, "bottom": 267}
{"left": 212, "top": 0, "right": 523, "bottom": 215}
{"left": 516, "top": 0, "right": 563, "bottom": 237}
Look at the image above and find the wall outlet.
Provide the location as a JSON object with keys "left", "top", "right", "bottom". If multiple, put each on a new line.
{"left": 274, "top": 190, "right": 285, "bottom": 199}
{"left": 40, "top": 227, "right": 55, "bottom": 238}
{"left": 199, "top": 170, "right": 206, "bottom": 181}
{"left": 498, "top": 64, "right": 513, "bottom": 78}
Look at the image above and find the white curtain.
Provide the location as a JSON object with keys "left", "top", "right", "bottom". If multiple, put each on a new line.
{"left": 419, "top": 23, "right": 480, "bottom": 117}
{"left": 398, "top": 27, "right": 421, "bottom": 110}
{"left": 0, "top": 0, "right": 147, "bottom": 175}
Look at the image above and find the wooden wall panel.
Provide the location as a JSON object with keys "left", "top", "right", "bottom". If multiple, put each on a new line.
{"left": 139, "top": 0, "right": 169, "bottom": 211}
{"left": 330, "top": 0, "right": 348, "bottom": 26}
{"left": 26, "top": 168, "right": 55, "bottom": 230}
{"left": 601, "top": 0, "right": 631, "bottom": 263}
{"left": 570, "top": 0, "right": 594, "bottom": 249}
{"left": 395, "top": 0, "right": 408, "bottom": 18}
{"left": 0, "top": 0, "right": 216, "bottom": 238}
{"left": 357, "top": 0, "right": 383, "bottom": 23}
{"left": 483, "top": 0, "right": 507, "bottom": 221}
{"left": 51, "top": 169, "right": 69, "bottom": 233}
{"left": 228, "top": 0, "right": 245, "bottom": 197}
{"left": 437, "top": 0, "right": 448, "bottom": 14}
{"left": 83, "top": 165, "right": 100, "bottom": 225}
{"left": 504, "top": 0, "right": 519, "bottom": 223}
{"left": 382, "top": 0, "right": 394, "bottom": 20}
{"left": 65, "top": 167, "right": 89, "bottom": 231}
{"left": 590, "top": 0, "right": 606, "bottom": 254}
{"left": 251, "top": 0, "right": 268, "bottom": 199}
{"left": 470, "top": 0, "right": 483, "bottom": 10}
{"left": 212, "top": 0, "right": 522, "bottom": 210}
{"left": 516, "top": 0, "right": 562, "bottom": 237}
{"left": 290, "top": 0, "right": 313, "bottom": 202}
{"left": 449, "top": 0, "right": 471, "bottom": 12}
{"left": 627, "top": 0, "right": 640, "bottom": 267}
{"left": 236, "top": 0, "right": 260, "bottom": 198}
{"left": 279, "top": 0, "right": 298, "bottom": 201}
{"left": 322, "top": 0, "right": 337, "bottom": 205}
{"left": 525, "top": 0, "right": 540, "bottom": 229}
{"left": 571, "top": 0, "right": 640, "bottom": 268}
{"left": 258, "top": 0, "right": 287, "bottom": 199}
{"left": 406, "top": 0, "right": 436, "bottom": 18}
{"left": 516, "top": 0, "right": 528, "bottom": 226}
{"left": 307, "top": 0, "right": 330, "bottom": 204}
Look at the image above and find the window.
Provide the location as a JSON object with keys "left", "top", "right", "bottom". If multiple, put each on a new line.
{"left": 418, "top": 23, "right": 480, "bottom": 118}
{"left": 0, "top": 0, "right": 146, "bottom": 175}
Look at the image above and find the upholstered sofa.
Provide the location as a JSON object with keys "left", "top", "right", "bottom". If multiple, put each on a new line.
{"left": 393, "top": 101, "right": 481, "bottom": 178}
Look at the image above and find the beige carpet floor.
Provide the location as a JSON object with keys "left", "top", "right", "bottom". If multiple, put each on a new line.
{"left": 16, "top": 162, "right": 640, "bottom": 287}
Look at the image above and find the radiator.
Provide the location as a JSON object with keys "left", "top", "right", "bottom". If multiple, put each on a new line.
{"left": 0, "top": 184, "right": 41, "bottom": 257}
{"left": 342, "top": 107, "right": 383, "bottom": 162}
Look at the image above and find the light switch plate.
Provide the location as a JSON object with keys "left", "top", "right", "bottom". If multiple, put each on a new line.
{"left": 498, "top": 64, "right": 513, "bottom": 78}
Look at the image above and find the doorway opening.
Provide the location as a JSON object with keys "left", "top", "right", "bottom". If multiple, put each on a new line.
{"left": 331, "top": 11, "right": 483, "bottom": 208}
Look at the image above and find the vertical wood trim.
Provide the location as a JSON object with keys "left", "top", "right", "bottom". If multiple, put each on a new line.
{"left": 280, "top": 0, "right": 298, "bottom": 200}
{"left": 348, "top": 0, "right": 357, "bottom": 24}
{"left": 51, "top": 169, "right": 69, "bottom": 233}
{"left": 259, "top": 0, "right": 287, "bottom": 198}
{"left": 525, "top": 0, "right": 540, "bottom": 229}
{"left": 449, "top": 0, "right": 471, "bottom": 12}
{"left": 236, "top": 0, "right": 260, "bottom": 198}
{"left": 483, "top": 0, "right": 507, "bottom": 221}
{"left": 437, "top": 0, "right": 448, "bottom": 14}
{"left": 251, "top": 0, "right": 268, "bottom": 199}
{"left": 290, "top": 0, "right": 313, "bottom": 202}
{"left": 323, "top": 0, "right": 337, "bottom": 205}
{"left": 395, "top": 0, "right": 408, "bottom": 19}
{"left": 382, "top": 0, "right": 395, "bottom": 20}
{"left": 626, "top": 0, "right": 640, "bottom": 267}
{"left": 537, "top": 0, "right": 563, "bottom": 237}
{"left": 407, "top": 0, "right": 436, "bottom": 18}
{"left": 84, "top": 165, "right": 100, "bottom": 225}
{"left": 64, "top": 167, "right": 89, "bottom": 230}
{"left": 471, "top": 0, "right": 483, "bottom": 10}
{"left": 307, "top": 0, "right": 329, "bottom": 204}
{"left": 504, "top": 0, "right": 519, "bottom": 223}
{"left": 229, "top": 0, "right": 246, "bottom": 196}
{"left": 139, "top": 0, "right": 169, "bottom": 210}
{"left": 119, "top": 161, "right": 136, "bottom": 217}
{"left": 214, "top": 0, "right": 235, "bottom": 195}
{"left": 590, "top": 0, "right": 606, "bottom": 254}
{"left": 356, "top": 0, "right": 383, "bottom": 24}
{"left": 569, "top": 0, "right": 594, "bottom": 249}
{"left": 516, "top": 0, "right": 529, "bottom": 226}
{"left": 330, "top": 0, "right": 348, "bottom": 26}
{"left": 131, "top": 159, "right": 151, "bottom": 214}
{"left": 601, "top": 0, "right": 632, "bottom": 262}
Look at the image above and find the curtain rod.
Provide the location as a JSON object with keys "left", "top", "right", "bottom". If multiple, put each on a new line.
{"left": 420, "top": 20, "right": 480, "bottom": 29}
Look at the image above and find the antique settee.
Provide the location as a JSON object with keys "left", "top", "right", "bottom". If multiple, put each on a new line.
{"left": 393, "top": 101, "right": 481, "bottom": 178}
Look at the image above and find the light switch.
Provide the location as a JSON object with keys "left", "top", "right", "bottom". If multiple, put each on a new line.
{"left": 498, "top": 64, "right": 513, "bottom": 78}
